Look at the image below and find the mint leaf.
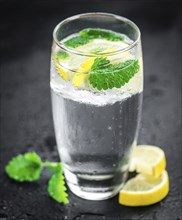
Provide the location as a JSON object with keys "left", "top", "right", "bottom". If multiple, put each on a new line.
{"left": 91, "top": 57, "right": 110, "bottom": 71}
{"left": 64, "top": 36, "right": 90, "bottom": 48}
{"left": 57, "top": 51, "right": 69, "bottom": 59}
{"left": 64, "top": 28, "right": 124, "bottom": 49}
{"left": 89, "top": 59, "right": 140, "bottom": 90}
{"left": 48, "top": 172, "right": 69, "bottom": 204}
{"left": 5, "top": 152, "right": 43, "bottom": 181}
{"left": 44, "top": 161, "right": 62, "bottom": 174}
{"left": 46, "top": 162, "right": 69, "bottom": 204}
{"left": 79, "top": 28, "right": 125, "bottom": 41}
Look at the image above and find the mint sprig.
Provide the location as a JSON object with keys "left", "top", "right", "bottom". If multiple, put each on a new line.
{"left": 89, "top": 58, "right": 140, "bottom": 90}
{"left": 44, "top": 161, "right": 62, "bottom": 174}
{"left": 63, "top": 28, "right": 124, "bottom": 49}
{"left": 55, "top": 29, "right": 125, "bottom": 61}
{"left": 57, "top": 50, "right": 69, "bottom": 59}
{"left": 5, "top": 152, "right": 69, "bottom": 204}
{"left": 48, "top": 172, "right": 69, "bottom": 204}
{"left": 79, "top": 28, "right": 125, "bottom": 41}
{"left": 5, "top": 152, "right": 42, "bottom": 181}
{"left": 64, "top": 36, "right": 90, "bottom": 48}
{"left": 91, "top": 57, "right": 110, "bottom": 71}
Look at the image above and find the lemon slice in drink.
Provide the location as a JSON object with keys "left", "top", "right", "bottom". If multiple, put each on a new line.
{"left": 129, "top": 145, "right": 166, "bottom": 178}
{"left": 72, "top": 57, "right": 95, "bottom": 88}
{"left": 52, "top": 54, "right": 69, "bottom": 81}
{"left": 54, "top": 63, "right": 69, "bottom": 81}
{"left": 119, "top": 170, "right": 169, "bottom": 206}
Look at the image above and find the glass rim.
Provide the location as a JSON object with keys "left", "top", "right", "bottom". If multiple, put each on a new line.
{"left": 53, "top": 12, "right": 141, "bottom": 57}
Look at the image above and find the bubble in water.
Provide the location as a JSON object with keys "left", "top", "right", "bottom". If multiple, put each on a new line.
{"left": 108, "top": 125, "right": 112, "bottom": 130}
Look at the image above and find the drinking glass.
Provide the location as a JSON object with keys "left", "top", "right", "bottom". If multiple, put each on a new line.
{"left": 50, "top": 12, "right": 143, "bottom": 200}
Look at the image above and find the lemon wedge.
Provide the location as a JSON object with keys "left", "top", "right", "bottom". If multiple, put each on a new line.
{"left": 54, "top": 63, "right": 69, "bottom": 81}
{"left": 129, "top": 145, "right": 166, "bottom": 178}
{"left": 119, "top": 170, "right": 169, "bottom": 206}
{"left": 78, "top": 57, "right": 96, "bottom": 72}
{"left": 52, "top": 55, "right": 69, "bottom": 81}
{"left": 72, "top": 57, "right": 95, "bottom": 88}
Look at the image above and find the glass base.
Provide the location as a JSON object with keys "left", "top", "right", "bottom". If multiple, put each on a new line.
{"left": 64, "top": 167, "right": 125, "bottom": 200}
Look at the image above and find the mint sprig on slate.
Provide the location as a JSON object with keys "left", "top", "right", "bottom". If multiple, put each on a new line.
{"left": 5, "top": 152, "right": 42, "bottom": 181}
{"left": 5, "top": 152, "right": 69, "bottom": 204}
{"left": 89, "top": 58, "right": 140, "bottom": 90}
{"left": 44, "top": 161, "right": 62, "bottom": 173}
{"left": 48, "top": 172, "right": 69, "bottom": 204}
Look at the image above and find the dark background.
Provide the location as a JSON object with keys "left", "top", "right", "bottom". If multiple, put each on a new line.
{"left": 0, "top": 0, "right": 181, "bottom": 219}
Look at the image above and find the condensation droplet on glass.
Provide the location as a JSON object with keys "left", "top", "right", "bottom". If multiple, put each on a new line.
{"left": 108, "top": 125, "right": 112, "bottom": 130}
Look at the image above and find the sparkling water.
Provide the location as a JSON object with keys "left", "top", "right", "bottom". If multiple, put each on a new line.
{"left": 50, "top": 34, "right": 143, "bottom": 199}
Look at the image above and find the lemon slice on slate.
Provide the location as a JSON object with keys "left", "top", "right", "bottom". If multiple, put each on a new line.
{"left": 129, "top": 145, "right": 166, "bottom": 178}
{"left": 119, "top": 170, "right": 169, "bottom": 206}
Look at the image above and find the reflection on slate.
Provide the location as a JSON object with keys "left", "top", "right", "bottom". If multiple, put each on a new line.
{"left": 0, "top": 0, "right": 181, "bottom": 219}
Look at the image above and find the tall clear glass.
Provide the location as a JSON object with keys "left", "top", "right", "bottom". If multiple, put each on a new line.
{"left": 50, "top": 13, "right": 143, "bottom": 200}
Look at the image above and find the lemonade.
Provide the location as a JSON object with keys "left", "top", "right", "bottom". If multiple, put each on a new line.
{"left": 51, "top": 13, "right": 143, "bottom": 200}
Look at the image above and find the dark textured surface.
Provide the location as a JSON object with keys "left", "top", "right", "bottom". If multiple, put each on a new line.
{"left": 0, "top": 0, "right": 182, "bottom": 219}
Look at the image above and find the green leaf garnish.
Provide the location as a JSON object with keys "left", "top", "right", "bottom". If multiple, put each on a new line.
{"left": 79, "top": 28, "right": 125, "bottom": 41}
{"left": 89, "top": 59, "right": 140, "bottom": 90}
{"left": 5, "top": 152, "right": 69, "bottom": 204}
{"left": 57, "top": 51, "right": 69, "bottom": 59}
{"left": 5, "top": 152, "right": 43, "bottom": 181}
{"left": 63, "top": 28, "right": 124, "bottom": 49}
{"left": 44, "top": 161, "right": 62, "bottom": 174}
{"left": 48, "top": 172, "right": 69, "bottom": 204}
{"left": 64, "top": 36, "right": 90, "bottom": 48}
{"left": 91, "top": 57, "right": 110, "bottom": 71}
